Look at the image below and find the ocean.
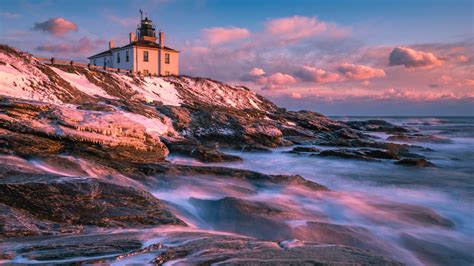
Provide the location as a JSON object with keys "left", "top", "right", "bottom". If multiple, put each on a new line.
{"left": 168, "top": 116, "right": 474, "bottom": 265}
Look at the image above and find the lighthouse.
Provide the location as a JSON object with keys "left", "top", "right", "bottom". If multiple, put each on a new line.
{"left": 87, "top": 11, "right": 179, "bottom": 76}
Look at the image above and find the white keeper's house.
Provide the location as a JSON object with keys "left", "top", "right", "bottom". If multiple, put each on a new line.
{"left": 88, "top": 11, "right": 179, "bottom": 76}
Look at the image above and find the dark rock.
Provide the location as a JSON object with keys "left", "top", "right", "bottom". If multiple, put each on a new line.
{"left": 240, "top": 145, "right": 272, "bottom": 153}
{"left": 0, "top": 175, "right": 186, "bottom": 229}
{"left": 0, "top": 203, "right": 82, "bottom": 239}
{"left": 163, "top": 139, "right": 242, "bottom": 162}
{"left": 387, "top": 133, "right": 452, "bottom": 144}
{"left": 345, "top": 120, "right": 409, "bottom": 133}
{"left": 288, "top": 146, "right": 321, "bottom": 154}
{"left": 134, "top": 163, "right": 328, "bottom": 192}
{"left": 395, "top": 158, "right": 435, "bottom": 167}
{"left": 189, "top": 197, "right": 294, "bottom": 240}
{"left": 317, "top": 148, "right": 400, "bottom": 160}
{"left": 153, "top": 231, "right": 402, "bottom": 265}
{"left": 3, "top": 233, "right": 143, "bottom": 262}
{"left": 76, "top": 102, "right": 116, "bottom": 112}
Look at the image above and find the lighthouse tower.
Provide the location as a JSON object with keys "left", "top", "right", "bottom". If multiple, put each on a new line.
{"left": 88, "top": 10, "right": 180, "bottom": 76}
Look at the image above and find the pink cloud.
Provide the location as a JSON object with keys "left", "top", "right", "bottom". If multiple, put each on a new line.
{"left": 455, "top": 55, "right": 469, "bottom": 63}
{"left": 33, "top": 17, "right": 78, "bottom": 36}
{"left": 264, "top": 16, "right": 328, "bottom": 42}
{"left": 389, "top": 46, "right": 442, "bottom": 68}
{"left": 249, "top": 72, "right": 297, "bottom": 90}
{"left": 202, "top": 27, "right": 251, "bottom": 45}
{"left": 258, "top": 72, "right": 296, "bottom": 85}
{"left": 249, "top": 67, "right": 265, "bottom": 77}
{"left": 107, "top": 15, "right": 137, "bottom": 27}
{"left": 294, "top": 66, "right": 341, "bottom": 83}
{"left": 36, "top": 37, "right": 104, "bottom": 54}
{"left": 337, "top": 63, "right": 386, "bottom": 80}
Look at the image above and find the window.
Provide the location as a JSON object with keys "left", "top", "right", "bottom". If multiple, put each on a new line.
{"left": 143, "top": 51, "right": 149, "bottom": 62}
{"left": 165, "top": 53, "right": 170, "bottom": 64}
{"left": 165, "top": 71, "right": 170, "bottom": 76}
{"left": 117, "top": 52, "right": 120, "bottom": 64}
{"left": 93, "top": 60, "right": 96, "bottom": 66}
{"left": 126, "top": 51, "right": 129, "bottom": 62}
{"left": 143, "top": 70, "right": 149, "bottom": 75}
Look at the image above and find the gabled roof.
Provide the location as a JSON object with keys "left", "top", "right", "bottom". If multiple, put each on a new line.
{"left": 88, "top": 40, "right": 179, "bottom": 59}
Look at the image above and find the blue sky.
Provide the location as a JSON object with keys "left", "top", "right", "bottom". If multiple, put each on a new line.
{"left": 1, "top": 0, "right": 473, "bottom": 115}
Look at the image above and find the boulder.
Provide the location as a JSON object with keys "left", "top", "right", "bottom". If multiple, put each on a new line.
{"left": 288, "top": 146, "right": 321, "bottom": 154}
{"left": 0, "top": 175, "right": 186, "bottom": 230}
{"left": 345, "top": 120, "right": 409, "bottom": 133}
{"left": 395, "top": 158, "right": 435, "bottom": 167}
{"left": 153, "top": 232, "right": 402, "bottom": 265}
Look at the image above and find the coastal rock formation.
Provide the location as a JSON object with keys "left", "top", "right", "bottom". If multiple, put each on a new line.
{"left": 0, "top": 174, "right": 185, "bottom": 238}
{"left": 0, "top": 45, "right": 446, "bottom": 264}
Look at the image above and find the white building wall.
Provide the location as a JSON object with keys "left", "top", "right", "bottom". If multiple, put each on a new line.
{"left": 89, "top": 46, "right": 178, "bottom": 76}
{"left": 110, "top": 48, "right": 134, "bottom": 71}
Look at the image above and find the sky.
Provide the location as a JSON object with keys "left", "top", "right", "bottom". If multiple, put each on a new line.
{"left": 0, "top": 0, "right": 473, "bottom": 115}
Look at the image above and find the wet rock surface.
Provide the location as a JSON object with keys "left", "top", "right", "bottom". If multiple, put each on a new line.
{"left": 0, "top": 229, "right": 402, "bottom": 265}
{"left": 387, "top": 133, "right": 452, "bottom": 143}
{"left": 401, "top": 234, "right": 474, "bottom": 266}
{"left": 0, "top": 163, "right": 186, "bottom": 238}
{"left": 152, "top": 231, "right": 402, "bottom": 265}
{"left": 345, "top": 119, "right": 409, "bottom": 133}
{"left": 395, "top": 158, "right": 435, "bottom": 167}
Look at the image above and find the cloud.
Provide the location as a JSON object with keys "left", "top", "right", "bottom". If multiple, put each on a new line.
{"left": 202, "top": 27, "right": 251, "bottom": 45}
{"left": 259, "top": 72, "right": 296, "bottom": 85}
{"left": 294, "top": 66, "right": 341, "bottom": 83}
{"left": 36, "top": 37, "right": 103, "bottom": 54}
{"left": 337, "top": 63, "right": 386, "bottom": 80}
{"left": 0, "top": 12, "right": 20, "bottom": 19}
{"left": 264, "top": 16, "right": 328, "bottom": 42}
{"left": 32, "top": 17, "right": 78, "bottom": 36}
{"left": 249, "top": 67, "right": 265, "bottom": 76}
{"left": 245, "top": 71, "right": 296, "bottom": 90}
{"left": 389, "top": 46, "right": 442, "bottom": 68}
{"left": 107, "top": 15, "right": 137, "bottom": 27}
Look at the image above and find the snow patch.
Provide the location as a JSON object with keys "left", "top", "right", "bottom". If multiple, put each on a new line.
{"left": 51, "top": 67, "right": 115, "bottom": 99}
{"left": 121, "top": 111, "right": 171, "bottom": 136}
{"left": 0, "top": 52, "right": 61, "bottom": 103}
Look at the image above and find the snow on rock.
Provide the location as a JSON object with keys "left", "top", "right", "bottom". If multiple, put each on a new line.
{"left": 51, "top": 67, "right": 115, "bottom": 99}
{"left": 163, "top": 76, "right": 268, "bottom": 110}
{"left": 0, "top": 45, "right": 273, "bottom": 112}
{"left": 113, "top": 74, "right": 182, "bottom": 106}
{"left": 0, "top": 50, "right": 62, "bottom": 103}
{"left": 0, "top": 99, "right": 171, "bottom": 152}
{"left": 121, "top": 111, "right": 176, "bottom": 136}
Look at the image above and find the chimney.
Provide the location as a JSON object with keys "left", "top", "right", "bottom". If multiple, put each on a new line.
{"left": 159, "top": 32, "right": 164, "bottom": 48}
{"left": 109, "top": 40, "right": 115, "bottom": 49}
{"left": 129, "top": 32, "right": 135, "bottom": 43}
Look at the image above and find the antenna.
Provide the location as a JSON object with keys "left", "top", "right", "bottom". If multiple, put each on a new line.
{"left": 139, "top": 9, "right": 143, "bottom": 21}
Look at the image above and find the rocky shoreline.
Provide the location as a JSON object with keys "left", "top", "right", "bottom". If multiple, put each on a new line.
{"left": 0, "top": 45, "right": 460, "bottom": 264}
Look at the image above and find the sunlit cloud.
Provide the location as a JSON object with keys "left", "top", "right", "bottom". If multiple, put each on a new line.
{"left": 36, "top": 37, "right": 104, "bottom": 54}
{"left": 202, "top": 27, "right": 251, "bottom": 45}
{"left": 32, "top": 17, "right": 78, "bottom": 36}
{"left": 337, "top": 63, "right": 386, "bottom": 80}
{"left": 389, "top": 46, "right": 442, "bottom": 68}
{"left": 294, "top": 66, "right": 341, "bottom": 83}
